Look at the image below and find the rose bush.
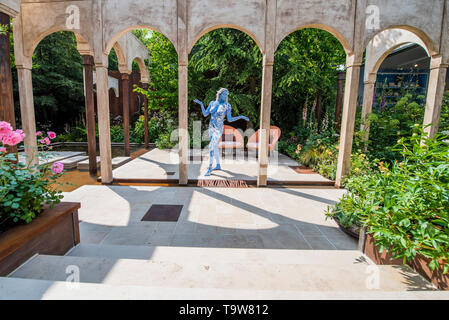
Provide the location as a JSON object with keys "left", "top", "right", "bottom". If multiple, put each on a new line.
{"left": 0, "top": 122, "right": 65, "bottom": 233}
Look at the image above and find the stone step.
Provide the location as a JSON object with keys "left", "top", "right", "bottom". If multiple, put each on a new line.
{"left": 9, "top": 254, "right": 436, "bottom": 292}
{"left": 112, "top": 157, "right": 132, "bottom": 169}
{"left": 19, "top": 151, "right": 85, "bottom": 165}
{"left": 1, "top": 277, "right": 447, "bottom": 300}
{"left": 60, "top": 155, "right": 89, "bottom": 170}
{"left": 68, "top": 244, "right": 372, "bottom": 265}
{"left": 77, "top": 156, "right": 100, "bottom": 170}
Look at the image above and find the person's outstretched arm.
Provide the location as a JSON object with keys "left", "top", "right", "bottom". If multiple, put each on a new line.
{"left": 193, "top": 99, "right": 213, "bottom": 117}
{"left": 226, "top": 104, "right": 249, "bottom": 122}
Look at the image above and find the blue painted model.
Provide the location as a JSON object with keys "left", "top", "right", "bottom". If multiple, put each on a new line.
{"left": 193, "top": 88, "right": 249, "bottom": 176}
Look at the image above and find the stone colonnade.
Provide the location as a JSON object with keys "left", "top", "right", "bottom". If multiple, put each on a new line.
{"left": 4, "top": 0, "right": 449, "bottom": 187}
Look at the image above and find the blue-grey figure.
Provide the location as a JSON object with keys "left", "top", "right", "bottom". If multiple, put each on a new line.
{"left": 194, "top": 88, "right": 249, "bottom": 176}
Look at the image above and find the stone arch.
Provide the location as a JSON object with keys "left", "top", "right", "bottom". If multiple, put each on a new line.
{"left": 188, "top": 24, "right": 264, "bottom": 54}
{"left": 364, "top": 28, "right": 430, "bottom": 82}
{"left": 132, "top": 57, "right": 150, "bottom": 84}
{"left": 105, "top": 26, "right": 177, "bottom": 56}
{"left": 29, "top": 28, "right": 93, "bottom": 59}
{"left": 275, "top": 24, "right": 352, "bottom": 55}
{"left": 112, "top": 41, "right": 127, "bottom": 70}
{"left": 364, "top": 25, "right": 437, "bottom": 59}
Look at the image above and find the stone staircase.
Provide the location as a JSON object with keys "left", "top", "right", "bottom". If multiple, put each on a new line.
{"left": 1, "top": 243, "right": 447, "bottom": 299}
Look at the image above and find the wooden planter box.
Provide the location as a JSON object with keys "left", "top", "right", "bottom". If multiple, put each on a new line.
{"left": 0, "top": 202, "right": 81, "bottom": 276}
{"left": 359, "top": 228, "right": 449, "bottom": 290}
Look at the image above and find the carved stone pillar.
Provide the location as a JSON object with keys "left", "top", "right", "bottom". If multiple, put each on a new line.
{"left": 360, "top": 73, "right": 377, "bottom": 146}
{"left": 335, "top": 71, "right": 345, "bottom": 132}
{"left": 258, "top": 54, "right": 274, "bottom": 187}
{"left": 120, "top": 72, "right": 131, "bottom": 156}
{"left": 142, "top": 82, "right": 149, "bottom": 148}
{"left": 96, "top": 64, "right": 113, "bottom": 184}
{"left": 335, "top": 55, "right": 362, "bottom": 188}
{"left": 0, "top": 13, "right": 16, "bottom": 153}
{"left": 82, "top": 55, "right": 97, "bottom": 175}
{"left": 423, "top": 57, "right": 448, "bottom": 138}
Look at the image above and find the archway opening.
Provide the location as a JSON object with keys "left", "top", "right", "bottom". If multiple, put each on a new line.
{"left": 273, "top": 28, "right": 346, "bottom": 182}
{"left": 27, "top": 31, "right": 85, "bottom": 134}
{"left": 359, "top": 36, "right": 435, "bottom": 161}
{"left": 188, "top": 27, "right": 263, "bottom": 180}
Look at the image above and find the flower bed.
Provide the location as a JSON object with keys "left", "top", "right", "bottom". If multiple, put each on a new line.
{"left": 1, "top": 121, "right": 65, "bottom": 233}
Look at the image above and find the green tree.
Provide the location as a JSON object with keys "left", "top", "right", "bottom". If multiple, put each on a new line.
{"left": 273, "top": 29, "right": 346, "bottom": 133}
{"left": 133, "top": 29, "right": 178, "bottom": 119}
{"left": 189, "top": 28, "right": 263, "bottom": 126}
{"left": 25, "top": 31, "right": 84, "bottom": 132}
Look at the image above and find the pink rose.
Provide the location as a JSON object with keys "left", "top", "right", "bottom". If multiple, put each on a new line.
{"left": 0, "top": 147, "right": 6, "bottom": 152}
{"left": 0, "top": 121, "right": 13, "bottom": 138}
{"left": 47, "top": 131, "right": 56, "bottom": 139}
{"left": 2, "top": 130, "right": 24, "bottom": 146}
{"left": 51, "top": 162, "right": 64, "bottom": 174}
{"left": 16, "top": 129, "right": 25, "bottom": 140}
{"left": 36, "top": 131, "right": 42, "bottom": 136}
{"left": 40, "top": 137, "right": 51, "bottom": 145}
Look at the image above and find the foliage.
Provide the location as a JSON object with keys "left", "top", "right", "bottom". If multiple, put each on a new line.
{"left": 29, "top": 32, "right": 85, "bottom": 132}
{"left": 0, "top": 24, "right": 7, "bottom": 35}
{"left": 188, "top": 28, "right": 263, "bottom": 127}
{"left": 133, "top": 30, "right": 178, "bottom": 120}
{"left": 362, "top": 93, "right": 427, "bottom": 160}
{"left": 327, "top": 130, "right": 449, "bottom": 273}
{"left": 0, "top": 125, "right": 64, "bottom": 233}
{"left": 272, "top": 29, "right": 345, "bottom": 133}
{"left": 438, "top": 92, "right": 449, "bottom": 134}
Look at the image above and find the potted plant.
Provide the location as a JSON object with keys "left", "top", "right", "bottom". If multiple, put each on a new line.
{"left": 0, "top": 121, "right": 81, "bottom": 276}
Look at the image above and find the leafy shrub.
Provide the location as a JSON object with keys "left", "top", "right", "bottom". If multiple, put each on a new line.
{"left": 0, "top": 126, "right": 64, "bottom": 233}
{"left": 327, "top": 130, "right": 449, "bottom": 273}
{"left": 110, "top": 125, "right": 124, "bottom": 143}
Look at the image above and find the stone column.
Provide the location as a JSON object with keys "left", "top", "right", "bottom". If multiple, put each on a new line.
{"left": 95, "top": 64, "right": 113, "bottom": 184}
{"left": 257, "top": 0, "right": 276, "bottom": 187}
{"left": 0, "top": 13, "right": 16, "bottom": 153}
{"left": 178, "top": 62, "right": 188, "bottom": 185}
{"left": 177, "top": 0, "right": 188, "bottom": 185}
{"left": 360, "top": 73, "right": 377, "bottom": 145}
{"left": 335, "top": 71, "right": 345, "bottom": 132}
{"left": 142, "top": 82, "right": 149, "bottom": 148}
{"left": 82, "top": 55, "right": 97, "bottom": 176}
{"left": 335, "top": 54, "right": 362, "bottom": 188}
{"left": 16, "top": 62, "right": 38, "bottom": 167}
{"left": 257, "top": 54, "right": 274, "bottom": 187}
{"left": 120, "top": 72, "right": 131, "bottom": 156}
{"left": 423, "top": 57, "right": 448, "bottom": 138}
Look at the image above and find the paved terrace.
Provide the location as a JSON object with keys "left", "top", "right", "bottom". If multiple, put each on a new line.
{"left": 111, "top": 149, "right": 333, "bottom": 184}
{"left": 62, "top": 185, "right": 354, "bottom": 250}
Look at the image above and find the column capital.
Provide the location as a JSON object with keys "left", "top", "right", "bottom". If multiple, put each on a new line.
{"left": 15, "top": 63, "right": 32, "bottom": 70}
{"left": 430, "top": 55, "right": 449, "bottom": 70}
{"left": 263, "top": 53, "right": 275, "bottom": 66}
{"left": 120, "top": 72, "right": 130, "bottom": 80}
{"left": 345, "top": 53, "right": 363, "bottom": 68}
{"left": 118, "top": 64, "right": 132, "bottom": 75}
{"left": 82, "top": 55, "right": 94, "bottom": 66}
{"left": 94, "top": 54, "right": 109, "bottom": 69}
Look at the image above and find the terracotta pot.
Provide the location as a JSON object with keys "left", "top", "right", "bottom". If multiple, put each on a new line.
{"left": 0, "top": 202, "right": 81, "bottom": 276}
{"left": 359, "top": 228, "right": 449, "bottom": 290}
